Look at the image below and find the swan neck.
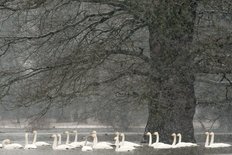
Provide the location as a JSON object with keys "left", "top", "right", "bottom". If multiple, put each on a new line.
{"left": 2, "top": 140, "right": 8, "bottom": 147}
{"left": 121, "top": 134, "right": 125, "bottom": 145}
{"left": 205, "top": 133, "right": 209, "bottom": 147}
{"left": 172, "top": 134, "right": 176, "bottom": 146}
{"left": 33, "top": 132, "right": 37, "bottom": 144}
{"left": 53, "top": 136, "right": 57, "bottom": 149}
{"left": 93, "top": 135, "right": 98, "bottom": 146}
{"left": 148, "top": 134, "right": 152, "bottom": 146}
{"left": 58, "top": 135, "right": 61, "bottom": 145}
{"left": 210, "top": 133, "right": 214, "bottom": 145}
{"left": 155, "top": 133, "right": 159, "bottom": 143}
{"left": 25, "top": 134, "right": 28, "bottom": 145}
{"left": 178, "top": 134, "right": 182, "bottom": 143}
{"left": 114, "top": 134, "right": 119, "bottom": 145}
{"left": 74, "top": 132, "right": 78, "bottom": 142}
{"left": 66, "top": 132, "right": 70, "bottom": 145}
{"left": 115, "top": 138, "right": 119, "bottom": 151}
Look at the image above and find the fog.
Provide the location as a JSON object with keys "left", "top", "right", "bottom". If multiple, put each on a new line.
{"left": 0, "top": 0, "right": 232, "bottom": 155}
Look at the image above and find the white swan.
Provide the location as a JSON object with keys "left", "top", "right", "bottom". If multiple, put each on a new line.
{"left": 114, "top": 136, "right": 135, "bottom": 152}
{"left": 24, "top": 133, "right": 37, "bottom": 149}
{"left": 146, "top": 132, "right": 172, "bottom": 149}
{"left": 114, "top": 132, "right": 120, "bottom": 145}
{"left": 81, "top": 138, "right": 93, "bottom": 152}
{"left": 64, "top": 131, "right": 77, "bottom": 148}
{"left": 33, "top": 131, "right": 50, "bottom": 146}
{"left": 146, "top": 132, "right": 156, "bottom": 146}
{"left": 2, "top": 139, "right": 23, "bottom": 149}
{"left": 205, "top": 132, "right": 231, "bottom": 148}
{"left": 69, "top": 131, "right": 92, "bottom": 147}
{"left": 91, "top": 131, "right": 113, "bottom": 149}
{"left": 175, "top": 133, "right": 197, "bottom": 147}
{"left": 52, "top": 134, "right": 70, "bottom": 150}
{"left": 171, "top": 133, "right": 178, "bottom": 148}
{"left": 205, "top": 132, "right": 210, "bottom": 147}
{"left": 57, "top": 133, "right": 75, "bottom": 150}
{"left": 120, "top": 133, "right": 141, "bottom": 147}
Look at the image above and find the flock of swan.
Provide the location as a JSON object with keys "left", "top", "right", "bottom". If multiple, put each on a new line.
{"left": 0, "top": 130, "right": 231, "bottom": 152}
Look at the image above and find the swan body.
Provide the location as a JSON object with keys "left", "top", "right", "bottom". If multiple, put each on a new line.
{"left": 120, "top": 133, "right": 141, "bottom": 147}
{"left": 57, "top": 133, "right": 75, "bottom": 149}
{"left": 91, "top": 131, "right": 113, "bottom": 149}
{"left": 24, "top": 133, "right": 37, "bottom": 149}
{"left": 146, "top": 132, "right": 172, "bottom": 149}
{"left": 2, "top": 139, "right": 23, "bottom": 149}
{"left": 205, "top": 132, "right": 231, "bottom": 148}
{"left": 175, "top": 133, "right": 197, "bottom": 147}
{"left": 81, "top": 145, "right": 93, "bottom": 151}
{"left": 114, "top": 136, "right": 135, "bottom": 152}
{"left": 33, "top": 131, "right": 50, "bottom": 146}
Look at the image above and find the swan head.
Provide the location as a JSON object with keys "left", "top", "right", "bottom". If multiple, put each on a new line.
{"left": 171, "top": 133, "right": 176, "bottom": 137}
{"left": 51, "top": 134, "right": 56, "bottom": 138}
{"left": 115, "top": 132, "right": 120, "bottom": 135}
{"left": 92, "top": 131, "right": 97, "bottom": 134}
{"left": 33, "top": 130, "right": 37, "bottom": 134}
{"left": 91, "top": 133, "right": 96, "bottom": 138}
{"left": 209, "top": 132, "right": 214, "bottom": 135}
{"left": 153, "top": 132, "right": 158, "bottom": 135}
{"left": 114, "top": 136, "right": 119, "bottom": 141}
{"left": 146, "top": 132, "right": 151, "bottom": 136}
{"left": 65, "top": 131, "right": 69, "bottom": 134}
{"left": 120, "top": 133, "right": 124, "bottom": 136}
{"left": 177, "top": 133, "right": 181, "bottom": 136}
{"left": 57, "top": 134, "right": 61, "bottom": 137}
{"left": 2, "top": 139, "right": 11, "bottom": 144}
{"left": 205, "top": 132, "right": 209, "bottom": 135}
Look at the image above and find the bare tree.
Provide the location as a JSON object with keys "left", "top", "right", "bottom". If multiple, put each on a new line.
{"left": 0, "top": 0, "right": 231, "bottom": 143}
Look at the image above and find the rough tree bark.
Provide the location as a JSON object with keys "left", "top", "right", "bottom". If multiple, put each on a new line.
{"left": 144, "top": 0, "right": 198, "bottom": 143}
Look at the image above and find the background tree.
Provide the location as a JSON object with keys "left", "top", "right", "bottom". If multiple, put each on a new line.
{"left": 0, "top": 0, "right": 231, "bottom": 143}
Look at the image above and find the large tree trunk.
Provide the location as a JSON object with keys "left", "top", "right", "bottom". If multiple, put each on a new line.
{"left": 144, "top": 0, "right": 198, "bottom": 143}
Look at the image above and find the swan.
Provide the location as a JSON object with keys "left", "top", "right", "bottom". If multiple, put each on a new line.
{"left": 64, "top": 131, "right": 77, "bottom": 148}
{"left": 69, "top": 131, "right": 92, "bottom": 147}
{"left": 152, "top": 132, "right": 165, "bottom": 145}
{"left": 146, "top": 132, "right": 172, "bottom": 149}
{"left": 175, "top": 133, "right": 197, "bottom": 147}
{"left": 113, "top": 132, "right": 120, "bottom": 146}
{"left": 205, "top": 132, "right": 231, "bottom": 148}
{"left": 2, "top": 139, "right": 23, "bottom": 149}
{"left": 171, "top": 133, "right": 179, "bottom": 148}
{"left": 57, "top": 133, "right": 75, "bottom": 149}
{"left": 51, "top": 134, "right": 70, "bottom": 150}
{"left": 120, "top": 133, "right": 141, "bottom": 147}
{"left": 114, "top": 136, "right": 135, "bottom": 152}
{"left": 24, "top": 133, "right": 37, "bottom": 149}
{"left": 81, "top": 137, "right": 93, "bottom": 152}
{"left": 33, "top": 131, "right": 50, "bottom": 146}
{"left": 91, "top": 131, "right": 113, "bottom": 149}
{"left": 205, "top": 132, "right": 210, "bottom": 147}
{"left": 146, "top": 132, "right": 156, "bottom": 146}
